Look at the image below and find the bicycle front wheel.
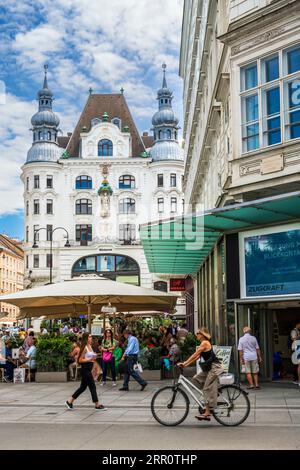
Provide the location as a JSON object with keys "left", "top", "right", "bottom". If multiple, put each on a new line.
{"left": 151, "top": 386, "right": 189, "bottom": 426}
{"left": 213, "top": 385, "right": 250, "bottom": 426}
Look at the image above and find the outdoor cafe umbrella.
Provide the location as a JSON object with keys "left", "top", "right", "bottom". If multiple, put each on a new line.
{"left": 0, "top": 276, "right": 178, "bottom": 331}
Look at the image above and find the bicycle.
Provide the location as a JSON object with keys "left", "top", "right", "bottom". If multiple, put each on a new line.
{"left": 151, "top": 366, "right": 250, "bottom": 427}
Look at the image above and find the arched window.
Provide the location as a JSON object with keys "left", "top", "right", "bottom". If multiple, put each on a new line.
{"left": 38, "top": 131, "right": 42, "bottom": 140}
{"left": 166, "top": 129, "right": 171, "bottom": 139}
{"left": 119, "top": 198, "right": 135, "bottom": 214}
{"left": 91, "top": 118, "right": 101, "bottom": 127}
{"left": 76, "top": 199, "right": 92, "bottom": 215}
{"left": 47, "top": 131, "right": 51, "bottom": 141}
{"left": 76, "top": 175, "right": 92, "bottom": 189}
{"left": 98, "top": 139, "right": 113, "bottom": 157}
{"left": 158, "top": 130, "right": 162, "bottom": 139}
{"left": 72, "top": 254, "right": 140, "bottom": 285}
{"left": 112, "top": 118, "right": 121, "bottom": 129}
{"left": 119, "top": 175, "right": 135, "bottom": 189}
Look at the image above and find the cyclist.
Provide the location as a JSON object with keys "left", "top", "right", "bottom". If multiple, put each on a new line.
{"left": 178, "top": 327, "right": 223, "bottom": 421}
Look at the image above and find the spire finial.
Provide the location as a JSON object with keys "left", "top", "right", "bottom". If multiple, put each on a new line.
{"left": 120, "top": 87, "right": 124, "bottom": 94}
{"left": 162, "top": 63, "right": 167, "bottom": 88}
{"left": 43, "top": 64, "right": 49, "bottom": 89}
{"left": 89, "top": 87, "right": 93, "bottom": 95}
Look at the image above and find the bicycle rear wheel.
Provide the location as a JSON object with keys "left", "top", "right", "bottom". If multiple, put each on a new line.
{"left": 151, "top": 386, "right": 189, "bottom": 426}
{"left": 213, "top": 385, "right": 250, "bottom": 426}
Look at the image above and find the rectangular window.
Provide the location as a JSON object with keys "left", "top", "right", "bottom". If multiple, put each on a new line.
{"left": 157, "top": 174, "right": 164, "bottom": 187}
{"left": 241, "top": 63, "right": 257, "bottom": 91}
{"left": 46, "top": 199, "right": 53, "bottom": 214}
{"left": 285, "top": 79, "right": 300, "bottom": 140}
{"left": 158, "top": 198, "right": 164, "bottom": 213}
{"left": 26, "top": 255, "right": 29, "bottom": 269}
{"left": 119, "top": 224, "right": 136, "bottom": 243}
{"left": 287, "top": 46, "right": 300, "bottom": 74}
{"left": 242, "top": 94, "right": 259, "bottom": 152}
{"left": 26, "top": 177, "right": 29, "bottom": 191}
{"left": 171, "top": 197, "right": 177, "bottom": 213}
{"left": 46, "top": 175, "right": 53, "bottom": 188}
{"left": 34, "top": 175, "right": 40, "bottom": 189}
{"left": 33, "top": 225, "right": 39, "bottom": 242}
{"left": 26, "top": 201, "right": 29, "bottom": 216}
{"left": 46, "top": 225, "right": 53, "bottom": 241}
{"left": 263, "top": 86, "right": 281, "bottom": 145}
{"left": 26, "top": 226, "right": 29, "bottom": 243}
{"left": 33, "top": 200, "right": 39, "bottom": 214}
{"left": 46, "top": 254, "right": 52, "bottom": 268}
{"left": 241, "top": 44, "right": 300, "bottom": 153}
{"left": 76, "top": 225, "right": 92, "bottom": 245}
{"left": 170, "top": 174, "right": 177, "bottom": 187}
{"left": 262, "top": 55, "right": 279, "bottom": 83}
{"left": 33, "top": 254, "right": 39, "bottom": 268}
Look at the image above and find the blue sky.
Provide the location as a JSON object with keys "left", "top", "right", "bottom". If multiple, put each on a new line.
{"left": 0, "top": 0, "right": 183, "bottom": 240}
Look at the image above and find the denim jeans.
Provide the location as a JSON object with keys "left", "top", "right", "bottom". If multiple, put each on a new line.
{"left": 123, "top": 355, "right": 146, "bottom": 388}
{"left": 102, "top": 357, "right": 116, "bottom": 382}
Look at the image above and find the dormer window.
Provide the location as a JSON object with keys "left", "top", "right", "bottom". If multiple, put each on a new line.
{"left": 112, "top": 118, "right": 121, "bottom": 129}
{"left": 91, "top": 118, "right": 102, "bottom": 127}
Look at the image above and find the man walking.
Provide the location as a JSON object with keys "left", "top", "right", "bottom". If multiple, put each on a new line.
{"left": 238, "top": 326, "right": 262, "bottom": 390}
{"left": 119, "top": 329, "right": 147, "bottom": 392}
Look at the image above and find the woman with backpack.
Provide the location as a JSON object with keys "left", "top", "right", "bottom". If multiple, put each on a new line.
{"left": 100, "top": 329, "right": 117, "bottom": 387}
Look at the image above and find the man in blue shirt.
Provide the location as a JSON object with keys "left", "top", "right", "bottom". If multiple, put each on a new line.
{"left": 119, "top": 328, "right": 147, "bottom": 391}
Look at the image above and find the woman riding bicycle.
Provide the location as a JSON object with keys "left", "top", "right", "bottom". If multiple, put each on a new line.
{"left": 178, "top": 327, "right": 224, "bottom": 421}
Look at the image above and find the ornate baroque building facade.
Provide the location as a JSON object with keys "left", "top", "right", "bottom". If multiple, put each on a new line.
{"left": 178, "top": 0, "right": 300, "bottom": 378}
{"left": 22, "top": 65, "right": 184, "bottom": 300}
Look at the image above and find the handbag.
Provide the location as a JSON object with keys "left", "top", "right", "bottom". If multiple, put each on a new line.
{"left": 102, "top": 351, "right": 113, "bottom": 362}
{"left": 199, "top": 351, "right": 219, "bottom": 373}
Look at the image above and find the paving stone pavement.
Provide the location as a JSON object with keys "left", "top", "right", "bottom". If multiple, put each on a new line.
{"left": 0, "top": 380, "right": 299, "bottom": 425}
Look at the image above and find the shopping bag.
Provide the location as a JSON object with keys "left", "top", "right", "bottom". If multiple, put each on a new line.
{"left": 133, "top": 362, "right": 143, "bottom": 373}
{"left": 13, "top": 368, "right": 25, "bottom": 383}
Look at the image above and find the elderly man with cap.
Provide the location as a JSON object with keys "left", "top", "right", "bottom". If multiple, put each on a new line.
{"left": 178, "top": 327, "right": 224, "bottom": 421}
{"left": 238, "top": 326, "right": 262, "bottom": 390}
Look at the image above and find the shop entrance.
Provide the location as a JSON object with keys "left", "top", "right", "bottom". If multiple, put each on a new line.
{"left": 236, "top": 301, "right": 300, "bottom": 381}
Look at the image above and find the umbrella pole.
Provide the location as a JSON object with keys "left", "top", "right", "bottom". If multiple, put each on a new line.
{"left": 87, "top": 303, "right": 92, "bottom": 333}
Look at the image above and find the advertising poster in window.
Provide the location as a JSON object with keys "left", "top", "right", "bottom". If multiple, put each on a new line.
{"left": 240, "top": 225, "right": 300, "bottom": 297}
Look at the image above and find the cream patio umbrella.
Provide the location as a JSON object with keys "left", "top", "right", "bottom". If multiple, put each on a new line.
{"left": 0, "top": 276, "right": 178, "bottom": 332}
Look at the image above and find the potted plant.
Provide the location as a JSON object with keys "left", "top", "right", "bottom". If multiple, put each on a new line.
{"left": 35, "top": 335, "right": 72, "bottom": 382}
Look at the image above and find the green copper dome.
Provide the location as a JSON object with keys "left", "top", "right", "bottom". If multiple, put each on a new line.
{"left": 97, "top": 179, "right": 113, "bottom": 195}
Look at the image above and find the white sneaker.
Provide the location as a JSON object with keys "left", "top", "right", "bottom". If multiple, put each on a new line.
{"left": 292, "top": 381, "right": 300, "bottom": 385}
{"left": 112, "top": 382, "right": 117, "bottom": 387}
{"left": 100, "top": 382, "right": 106, "bottom": 386}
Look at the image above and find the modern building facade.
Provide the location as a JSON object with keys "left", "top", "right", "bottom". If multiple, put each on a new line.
{"left": 0, "top": 234, "right": 24, "bottom": 323}
{"left": 21, "top": 65, "right": 185, "bottom": 309}
{"left": 141, "top": 0, "right": 300, "bottom": 379}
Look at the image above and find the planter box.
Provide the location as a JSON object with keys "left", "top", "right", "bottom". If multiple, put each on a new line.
{"left": 140, "top": 369, "right": 161, "bottom": 381}
{"left": 35, "top": 371, "right": 68, "bottom": 383}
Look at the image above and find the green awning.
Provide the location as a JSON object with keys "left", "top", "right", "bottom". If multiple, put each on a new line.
{"left": 140, "top": 191, "right": 300, "bottom": 274}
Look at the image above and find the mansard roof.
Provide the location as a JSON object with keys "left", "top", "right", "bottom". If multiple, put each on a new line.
{"left": 66, "top": 94, "right": 146, "bottom": 158}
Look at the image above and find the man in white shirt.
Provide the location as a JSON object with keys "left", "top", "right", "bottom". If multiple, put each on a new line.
{"left": 238, "top": 326, "right": 262, "bottom": 390}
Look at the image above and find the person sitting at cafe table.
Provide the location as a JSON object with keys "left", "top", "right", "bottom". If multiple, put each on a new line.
{"left": 20, "top": 338, "right": 37, "bottom": 380}
{"left": 3, "top": 340, "right": 17, "bottom": 381}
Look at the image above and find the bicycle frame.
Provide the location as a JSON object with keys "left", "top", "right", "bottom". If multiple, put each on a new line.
{"left": 176, "top": 374, "right": 206, "bottom": 407}
{"left": 175, "top": 374, "right": 231, "bottom": 410}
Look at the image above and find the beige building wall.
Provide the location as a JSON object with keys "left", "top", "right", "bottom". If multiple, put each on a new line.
{"left": 0, "top": 236, "right": 24, "bottom": 323}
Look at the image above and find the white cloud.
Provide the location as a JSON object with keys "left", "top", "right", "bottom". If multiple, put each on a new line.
{"left": 0, "top": 0, "right": 184, "bottom": 217}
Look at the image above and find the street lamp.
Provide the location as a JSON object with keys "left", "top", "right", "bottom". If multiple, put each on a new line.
{"left": 32, "top": 226, "right": 70, "bottom": 284}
